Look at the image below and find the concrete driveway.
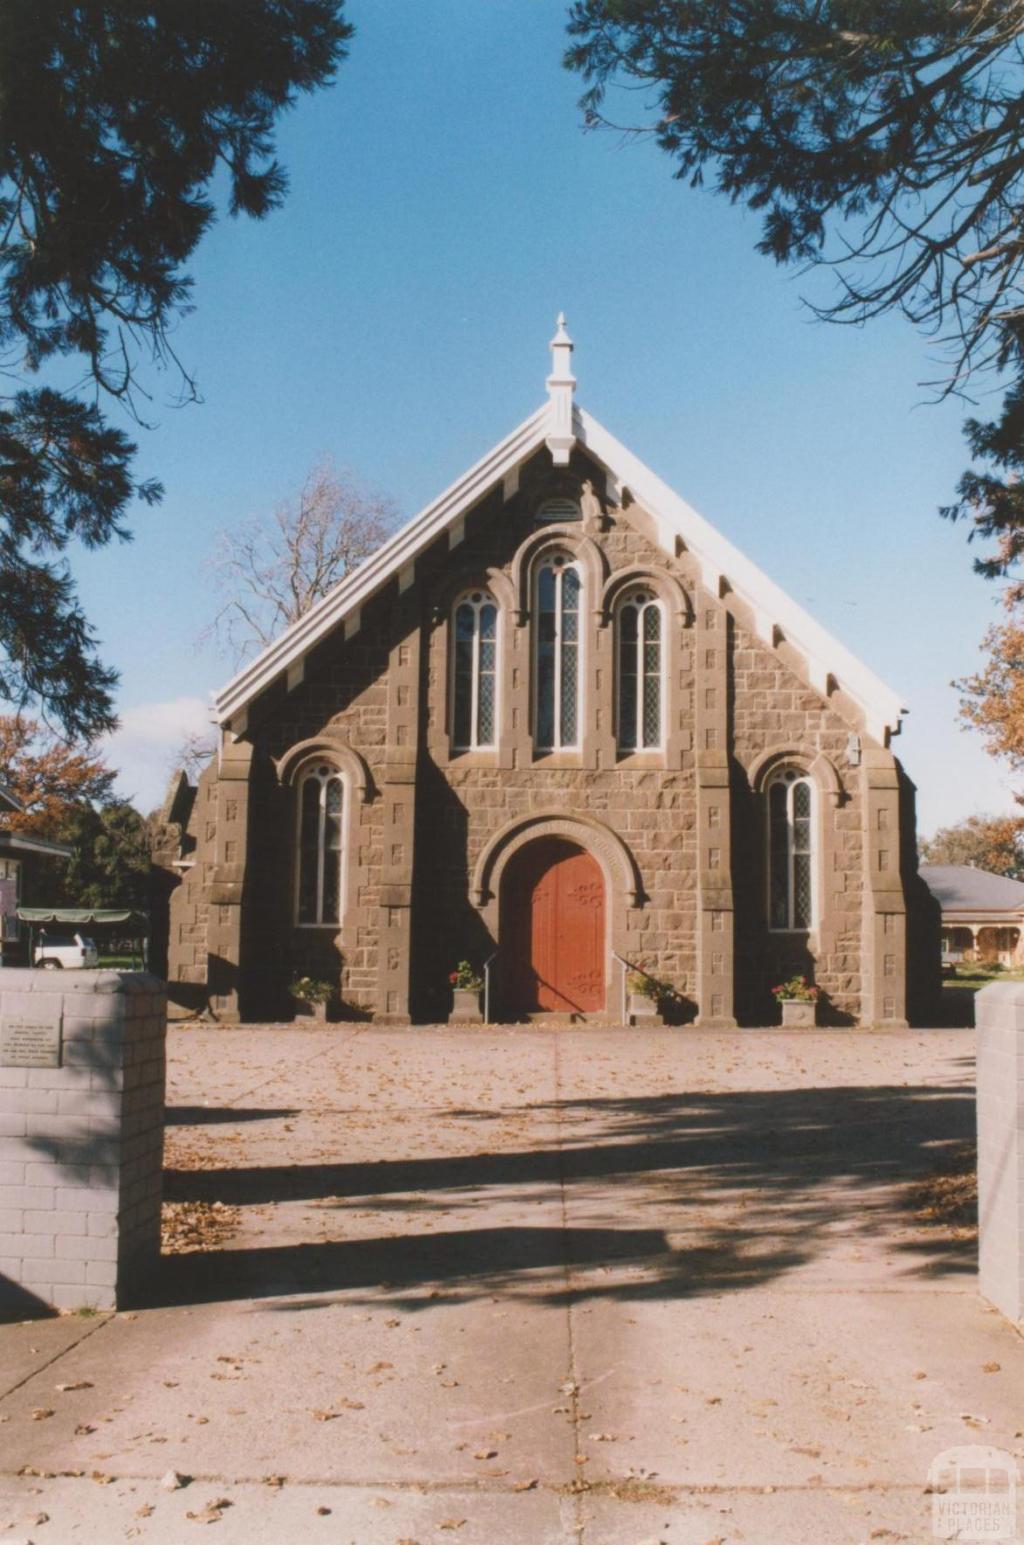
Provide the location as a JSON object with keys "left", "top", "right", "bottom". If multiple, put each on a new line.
{"left": 0, "top": 1024, "right": 1020, "bottom": 1544}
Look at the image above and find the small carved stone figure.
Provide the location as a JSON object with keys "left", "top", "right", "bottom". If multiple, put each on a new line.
{"left": 580, "top": 478, "right": 604, "bottom": 533}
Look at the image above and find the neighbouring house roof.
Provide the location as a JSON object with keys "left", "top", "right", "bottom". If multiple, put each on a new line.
{"left": 920, "top": 863, "right": 1024, "bottom": 917}
{"left": 0, "top": 831, "right": 72, "bottom": 860}
{"left": 0, "top": 783, "right": 24, "bottom": 814}
{"left": 213, "top": 317, "right": 907, "bottom": 744}
{"left": 16, "top": 908, "right": 146, "bottom": 927}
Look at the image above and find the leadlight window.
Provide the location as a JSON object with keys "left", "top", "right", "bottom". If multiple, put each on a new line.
{"left": 296, "top": 764, "right": 344, "bottom": 926}
{"left": 617, "top": 589, "right": 663, "bottom": 750}
{"left": 767, "top": 769, "right": 815, "bottom": 931}
{"left": 535, "top": 553, "right": 581, "bottom": 751}
{"left": 452, "top": 591, "right": 498, "bottom": 750}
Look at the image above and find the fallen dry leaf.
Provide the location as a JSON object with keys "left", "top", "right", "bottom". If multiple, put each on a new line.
{"left": 55, "top": 1381, "right": 93, "bottom": 1393}
{"left": 30, "top": 1409, "right": 54, "bottom": 1421}
{"left": 982, "top": 1362, "right": 1001, "bottom": 1373}
{"left": 162, "top": 1200, "right": 241, "bottom": 1255}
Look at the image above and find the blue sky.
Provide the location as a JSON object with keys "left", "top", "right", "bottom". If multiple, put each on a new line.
{"left": 78, "top": 0, "right": 1016, "bottom": 833}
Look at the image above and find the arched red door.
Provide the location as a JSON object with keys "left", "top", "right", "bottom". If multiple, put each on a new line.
{"left": 501, "top": 838, "right": 605, "bottom": 1015}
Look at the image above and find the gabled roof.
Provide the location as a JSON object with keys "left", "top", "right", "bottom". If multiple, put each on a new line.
{"left": 214, "top": 319, "right": 906, "bottom": 743}
{"left": 921, "top": 863, "right": 1024, "bottom": 915}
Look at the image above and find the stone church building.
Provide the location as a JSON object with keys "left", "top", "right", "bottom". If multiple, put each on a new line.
{"left": 152, "top": 319, "right": 937, "bottom": 1026}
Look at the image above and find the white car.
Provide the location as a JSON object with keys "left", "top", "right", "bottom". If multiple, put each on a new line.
{"left": 34, "top": 932, "right": 99, "bottom": 969}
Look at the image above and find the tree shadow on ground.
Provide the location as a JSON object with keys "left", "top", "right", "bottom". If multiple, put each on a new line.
{"left": 165, "top": 1106, "right": 300, "bottom": 1126}
{"left": 155, "top": 1078, "right": 977, "bottom": 1309}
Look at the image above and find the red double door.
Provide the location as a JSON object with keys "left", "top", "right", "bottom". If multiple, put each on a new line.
{"left": 502, "top": 838, "right": 606, "bottom": 1016}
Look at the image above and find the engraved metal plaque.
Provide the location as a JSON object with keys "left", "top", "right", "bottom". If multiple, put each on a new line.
{"left": 0, "top": 1013, "right": 62, "bottom": 1068}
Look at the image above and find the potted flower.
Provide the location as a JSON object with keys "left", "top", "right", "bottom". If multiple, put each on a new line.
{"left": 288, "top": 975, "right": 335, "bottom": 1023}
{"left": 772, "top": 975, "right": 819, "bottom": 1028}
{"left": 625, "top": 963, "right": 676, "bottom": 1025}
{"left": 449, "top": 960, "right": 484, "bottom": 1024}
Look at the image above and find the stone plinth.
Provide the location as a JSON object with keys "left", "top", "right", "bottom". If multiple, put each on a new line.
{"left": 0, "top": 970, "right": 166, "bottom": 1314}
{"left": 975, "top": 982, "right": 1024, "bottom": 1325}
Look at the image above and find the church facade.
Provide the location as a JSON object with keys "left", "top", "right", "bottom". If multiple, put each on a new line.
{"left": 152, "top": 320, "right": 937, "bottom": 1026}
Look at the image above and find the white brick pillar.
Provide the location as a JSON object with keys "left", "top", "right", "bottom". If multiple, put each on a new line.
{"left": 0, "top": 970, "right": 166, "bottom": 1313}
{"left": 975, "top": 982, "right": 1024, "bottom": 1324}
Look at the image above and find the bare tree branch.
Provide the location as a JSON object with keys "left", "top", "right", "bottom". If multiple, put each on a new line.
{"left": 204, "top": 459, "right": 399, "bottom": 666}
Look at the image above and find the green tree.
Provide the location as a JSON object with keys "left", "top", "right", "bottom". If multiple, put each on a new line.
{"left": 563, "top": 2, "right": 1024, "bottom": 585}
{"left": 52, "top": 802, "right": 152, "bottom": 912}
{"left": 0, "top": 2, "right": 352, "bottom": 739}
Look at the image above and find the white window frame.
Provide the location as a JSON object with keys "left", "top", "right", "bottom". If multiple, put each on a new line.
{"left": 766, "top": 768, "right": 817, "bottom": 932}
{"left": 533, "top": 552, "right": 583, "bottom": 752}
{"left": 615, "top": 588, "right": 665, "bottom": 752}
{"left": 294, "top": 762, "right": 347, "bottom": 928}
{"left": 450, "top": 590, "right": 499, "bottom": 751}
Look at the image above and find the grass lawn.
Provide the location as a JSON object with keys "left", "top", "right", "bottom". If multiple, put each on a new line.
{"left": 943, "top": 965, "right": 1024, "bottom": 991}
{"left": 939, "top": 963, "right": 1024, "bottom": 1025}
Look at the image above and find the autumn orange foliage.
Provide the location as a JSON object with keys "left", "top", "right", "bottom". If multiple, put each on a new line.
{"left": 0, "top": 717, "right": 114, "bottom": 839}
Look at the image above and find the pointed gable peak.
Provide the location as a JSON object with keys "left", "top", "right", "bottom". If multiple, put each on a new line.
{"left": 546, "top": 311, "right": 576, "bottom": 466}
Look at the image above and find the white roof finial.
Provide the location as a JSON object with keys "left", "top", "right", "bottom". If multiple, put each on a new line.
{"left": 546, "top": 311, "right": 576, "bottom": 466}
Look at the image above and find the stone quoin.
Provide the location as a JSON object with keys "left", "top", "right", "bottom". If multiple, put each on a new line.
{"left": 151, "top": 319, "right": 938, "bottom": 1026}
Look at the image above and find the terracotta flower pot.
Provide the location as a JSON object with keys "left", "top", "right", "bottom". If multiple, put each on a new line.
{"left": 780, "top": 998, "right": 816, "bottom": 1028}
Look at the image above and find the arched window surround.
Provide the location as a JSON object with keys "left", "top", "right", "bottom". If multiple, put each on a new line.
{"left": 294, "top": 760, "right": 347, "bottom": 928}
{"left": 450, "top": 588, "right": 499, "bottom": 752}
{"left": 765, "top": 766, "right": 817, "bottom": 933}
{"left": 533, "top": 549, "right": 584, "bottom": 753}
{"left": 615, "top": 587, "right": 665, "bottom": 752}
{"left": 275, "top": 736, "right": 372, "bottom": 942}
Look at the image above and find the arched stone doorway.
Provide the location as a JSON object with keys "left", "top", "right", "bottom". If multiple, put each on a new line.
{"left": 501, "top": 837, "right": 606, "bottom": 1016}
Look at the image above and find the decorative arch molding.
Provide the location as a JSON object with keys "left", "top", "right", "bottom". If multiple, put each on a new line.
{"left": 746, "top": 744, "right": 844, "bottom": 807}
{"left": 471, "top": 808, "right": 643, "bottom": 909}
{"left": 509, "top": 525, "right": 608, "bottom": 624}
{"left": 599, "top": 564, "right": 693, "bottom": 629}
{"left": 429, "top": 565, "right": 515, "bottom": 626}
{"left": 275, "top": 734, "right": 373, "bottom": 802}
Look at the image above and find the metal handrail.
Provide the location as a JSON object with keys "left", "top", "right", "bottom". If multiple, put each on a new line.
{"left": 611, "top": 951, "right": 630, "bottom": 1026}
{"left": 483, "top": 950, "right": 498, "bottom": 1024}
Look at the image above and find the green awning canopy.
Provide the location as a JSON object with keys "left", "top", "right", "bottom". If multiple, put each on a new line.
{"left": 16, "top": 908, "right": 148, "bottom": 928}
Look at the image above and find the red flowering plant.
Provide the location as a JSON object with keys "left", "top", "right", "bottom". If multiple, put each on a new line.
{"left": 771, "top": 975, "right": 819, "bottom": 1003}
{"left": 450, "top": 960, "right": 483, "bottom": 992}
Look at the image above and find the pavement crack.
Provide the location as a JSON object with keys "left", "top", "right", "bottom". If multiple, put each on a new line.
{"left": 212, "top": 1031, "right": 365, "bottom": 1111}
{"left": 0, "top": 1313, "right": 112, "bottom": 1405}
{"left": 552, "top": 1031, "right": 588, "bottom": 1542}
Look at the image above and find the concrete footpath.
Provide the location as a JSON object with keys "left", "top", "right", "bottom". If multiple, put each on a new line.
{"left": 0, "top": 1025, "right": 1020, "bottom": 1544}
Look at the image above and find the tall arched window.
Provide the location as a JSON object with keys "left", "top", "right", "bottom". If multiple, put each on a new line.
{"left": 296, "top": 763, "right": 345, "bottom": 926}
{"left": 617, "top": 589, "right": 663, "bottom": 750}
{"left": 535, "top": 553, "right": 581, "bottom": 751}
{"left": 452, "top": 590, "right": 498, "bottom": 750}
{"left": 767, "top": 768, "right": 815, "bottom": 931}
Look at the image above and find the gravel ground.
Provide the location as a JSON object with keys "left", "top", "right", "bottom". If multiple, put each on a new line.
{"left": 1, "top": 1022, "right": 1020, "bottom": 1545}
